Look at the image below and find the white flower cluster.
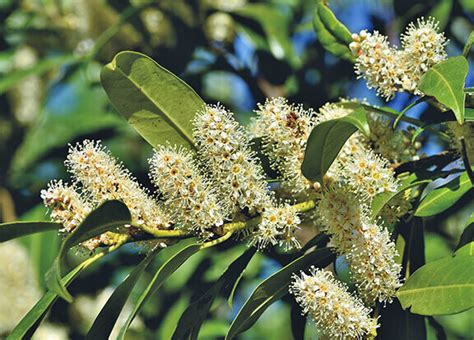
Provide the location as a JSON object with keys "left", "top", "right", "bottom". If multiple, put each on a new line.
{"left": 290, "top": 267, "right": 378, "bottom": 339}
{"left": 193, "top": 104, "right": 302, "bottom": 249}
{"left": 250, "top": 203, "right": 301, "bottom": 250}
{"left": 149, "top": 145, "right": 227, "bottom": 238}
{"left": 351, "top": 17, "right": 447, "bottom": 100}
{"left": 251, "top": 97, "right": 317, "bottom": 195}
{"left": 193, "top": 104, "right": 271, "bottom": 214}
{"left": 65, "top": 140, "right": 170, "bottom": 231}
{"left": 41, "top": 180, "right": 92, "bottom": 233}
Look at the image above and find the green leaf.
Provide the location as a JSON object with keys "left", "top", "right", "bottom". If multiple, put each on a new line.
{"left": 418, "top": 56, "right": 468, "bottom": 124}
{"left": 0, "top": 54, "right": 80, "bottom": 94}
{"left": 455, "top": 241, "right": 474, "bottom": 257}
{"left": 371, "top": 175, "right": 430, "bottom": 218}
{"left": 226, "top": 247, "right": 335, "bottom": 339}
{"left": 415, "top": 172, "right": 473, "bottom": 217}
{"left": 86, "top": 247, "right": 160, "bottom": 339}
{"left": 428, "top": 0, "right": 453, "bottom": 30}
{"left": 466, "top": 108, "right": 474, "bottom": 121}
{"left": 397, "top": 249, "right": 474, "bottom": 315}
{"left": 172, "top": 248, "right": 256, "bottom": 340}
{"left": 101, "top": 51, "right": 205, "bottom": 149}
{"left": 45, "top": 200, "right": 131, "bottom": 302}
{"left": 312, "top": 2, "right": 354, "bottom": 61}
{"left": 0, "top": 221, "right": 61, "bottom": 242}
{"left": 8, "top": 254, "right": 102, "bottom": 339}
{"left": 117, "top": 242, "right": 202, "bottom": 340}
{"left": 457, "top": 213, "right": 474, "bottom": 251}
{"left": 235, "top": 4, "right": 299, "bottom": 67}
{"left": 301, "top": 110, "right": 368, "bottom": 183}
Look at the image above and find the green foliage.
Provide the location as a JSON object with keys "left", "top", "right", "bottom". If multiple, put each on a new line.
{"left": 46, "top": 201, "right": 131, "bottom": 302}
{"left": 415, "top": 171, "right": 473, "bottom": 217}
{"left": 117, "top": 241, "right": 202, "bottom": 339}
{"left": 0, "top": 221, "right": 60, "bottom": 242}
{"left": 226, "top": 247, "right": 335, "bottom": 339}
{"left": 173, "top": 248, "right": 256, "bottom": 340}
{"left": 397, "top": 243, "right": 474, "bottom": 315}
{"left": 101, "top": 51, "right": 205, "bottom": 149}
{"left": 301, "top": 110, "right": 368, "bottom": 183}
{"left": 418, "top": 56, "right": 469, "bottom": 124}
{"left": 312, "top": 1, "right": 354, "bottom": 61}
{"left": 86, "top": 246, "right": 160, "bottom": 339}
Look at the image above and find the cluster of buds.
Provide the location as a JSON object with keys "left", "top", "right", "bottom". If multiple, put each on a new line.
{"left": 350, "top": 17, "right": 447, "bottom": 100}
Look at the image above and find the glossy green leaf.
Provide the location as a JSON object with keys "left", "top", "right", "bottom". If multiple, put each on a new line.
{"left": 0, "top": 221, "right": 61, "bottom": 242}
{"left": 457, "top": 213, "right": 474, "bottom": 251}
{"left": 226, "top": 247, "right": 335, "bottom": 339}
{"left": 101, "top": 51, "right": 205, "bottom": 149}
{"left": 463, "top": 31, "right": 474, "bottom": 58}
{"left": 415, "top": 172, "right": 472, "bottom": 217}
{"left": 418, "top": 56, "right": 468, "bottom": 124}
{"left": 455, "top": 241, "right": 474, "bottom": 257}
{"left": 313, "top": 2, "right": 354, "bottom": 61}
{"left": 86, "top": 247, "right": 160, "bottom": 339}
{"left": 46, "top": 200, "right": 131, "bottom": 302}
{"left": 8, "top": 254, "right": 102, "bottom": 339}
{"left": 301, "top": 110, "right": 369, "bottom": 183}
{"left": 371, "top": 175, "right": 430, "bottom": 218}
{"left": 172, "top": 248, "right": 256, "bottom": 340}
{"left": 235, "top": 4, "right": 299, "bottom": 67}
{"left": 117, "top": 242, "right": 202, "bottom": 340}
{"left": 397, "top": 246, "right": 474, "bottom": 315}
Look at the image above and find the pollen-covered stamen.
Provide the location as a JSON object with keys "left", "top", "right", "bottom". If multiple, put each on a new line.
{"left": 65, "top": 140, "right": 170, "bottom": 231}
{"left": 41, "top": 180, "right": 91, "bottom": 233}
{"left": 149, "top": 145, "right": 227, "bottom": 237}
{"left": 290, "top": 267, "right": 378, "bottom": 339}
{"left": 193, "top": 104, "right": 271, "bottom": 214}
{"left": 251, "top": 97, "right": 317, "bottom": 195}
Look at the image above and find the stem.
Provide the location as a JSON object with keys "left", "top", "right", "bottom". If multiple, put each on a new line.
{"left": 200, "top": 231, "right": 233, "bottom": 249}
{"left": 393, "top": 97, "right": 426, "bottom": 129}
{"left": 460, "top": 138, "right": 474, "bottom": 185}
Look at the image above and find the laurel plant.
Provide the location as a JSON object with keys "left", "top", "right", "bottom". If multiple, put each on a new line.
{"left": 1, "top": 2, "right": 473, "bottom": 339}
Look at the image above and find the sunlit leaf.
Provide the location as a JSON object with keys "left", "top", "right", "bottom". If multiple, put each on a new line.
{"left": 397, "top": 245, "right": 474, "bottom": 315}
{"left": 301, "top": 110, "right": 368, "bottom": 183}
{"left": 457, "top": 213, "right": 474, "bottom": 251}
{"left": 312, "top": 1, "right": 354, "bottom": 61}
{"left": 418, "top": 56, "right": 468, "bottom": 124}
{"left": 415, "top": 172, "right": 472, "bottom": 217}
{"left": 101, "top": 51, "right": 205, "bottom": 149}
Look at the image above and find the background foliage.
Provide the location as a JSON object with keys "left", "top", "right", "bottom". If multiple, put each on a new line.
{"left": 0, "top": 0, "right": 473, "bottom": 339}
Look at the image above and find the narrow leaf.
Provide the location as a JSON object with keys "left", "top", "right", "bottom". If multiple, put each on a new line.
{"left": 397, "top": 249, "right": 474, "bottom": 315}
{"left": 226, "top": 247, "right": 335, "bottom": 339}
{"left": 46, "top": 201, "right": 131, "bottom": 302}
{"left": 101, "top": 51, "right": 205, "bottom": 149}
{"left": 418, "top": 56, "right": 468, "bottom": 124}
{"left": 117, "top": 242, "right": 201, "bottom": 339}
{"left": 86, "top": 246, "right": 160, "bottom": 339}
{"left": 0, "top": 221, "right": 61, "bottom": 242}
{"left": 301, "top": 110, "right": 368, "bottom": 183}
{"left": 172, "top": 248, "right": 256, "bottom": 340}
{"left": 457, "top": 213, "right": 474, "bottom": 250}
{"left": 415, "top": 172, "right": 472, "bottom": 217}
{"left": 377, "top": 300, "right": 426, "bottom": 340}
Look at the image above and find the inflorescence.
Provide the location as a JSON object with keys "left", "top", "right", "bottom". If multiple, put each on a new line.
{"left": 40, "top": 16, "right": 445, "bottom": 338}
